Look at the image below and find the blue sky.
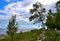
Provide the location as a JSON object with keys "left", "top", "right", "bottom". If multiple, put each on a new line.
{"left": 0, "top": 0, "right": 58, "bottom": 29}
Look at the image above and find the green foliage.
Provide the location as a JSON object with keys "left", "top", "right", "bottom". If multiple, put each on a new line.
{"left": 7, "top": 15, "right": 18, "bottom": 41}
{"left": 53, "top": 1, "right": 60, "bottom": 30}
{"left": 29, "top": 2, "right": 46, "bottom": 29}
{"left": 7, "top": 15, "right": 18, "bottom": 35}
{"left": 53, "top": 14, "right": 60, "bottom": 29}
{"left": 45, "top": 1, "right": 60, "bottom": 30}
{"left": 45, "top": 10, "right": 56, "bottom": 29}
{"left": 44, "top": 30, "right": 60, "bottom": 41}
{"left": 56, "top": 36, "right": 60, "bottom": 41}
{"left": 56, "top": 1, "right": 60, "bottom": 13}
{"left": 0, "top": 30, "right": 60, "bottom": 41}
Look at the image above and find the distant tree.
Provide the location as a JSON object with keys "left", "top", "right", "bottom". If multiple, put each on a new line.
{"left": 7, "top": 15, "right": 18, "bottom": 41}
{"left": 29, "top": 2, "right": 46, "bottom": 29}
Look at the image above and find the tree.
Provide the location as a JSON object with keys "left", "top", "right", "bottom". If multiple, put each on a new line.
{"left": 53, "top": 1, "right": 60, "bottom": 30}
{"left": 53, "top": 14, "right": 60, "bottom": 30}
{"left": 45, "top": 1, "right": 60, "bottom": 30}
{"left": 7, "top": 15, "right": 18, "bottom": 41}
{"left": 45, "top": 10, "right": 56, "bottom": 29}
{"left": 56, "top": 0, "right": 60, "bottom": 13}
{"left": 29, "top": 2, "right": 46, "bottom": 29}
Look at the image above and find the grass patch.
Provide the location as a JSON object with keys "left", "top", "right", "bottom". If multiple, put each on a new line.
{"left": 0, "top": 29, "right": 60, "bottom": 41}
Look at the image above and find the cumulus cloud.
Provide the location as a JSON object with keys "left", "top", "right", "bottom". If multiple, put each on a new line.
{"left": 0, "top": 15, "right": 11, "bottom": 20}
{"left": 2, "top": 2, "right": 22, "bottom": 15}
{"left": 16, "top": 15, "right": 29, "bottom": 22}
{"left": 0, "top": 2, "right": 29, "bottom": 22}
{"left": 0, "top": 0, "right": 59, "bottom": 29}
{"left": 0, "top": 0, "right": 59, "bottom": 22}
{"left": 35, "top": 0, "right": 58, "bottom": 5}
{"left": 0, "top": 0, "right": 37, "bottom": 22}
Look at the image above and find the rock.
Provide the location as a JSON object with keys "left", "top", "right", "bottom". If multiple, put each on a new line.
{"left": 37, "top": 39, "right": 42, "bottom": 41}
{"left": 37, "top": 31, "right": 46, "bottom": 41}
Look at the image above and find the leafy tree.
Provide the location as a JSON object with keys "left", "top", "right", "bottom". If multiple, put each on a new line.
{"left": 45, "top": 1, "right": 60, "bottom": 30}
{"left": 45, "top": 10, "right": 56, "bottom": 29}
{"left": 56, "top": 0, "right": 60, "bottom": 13}
{"left": 53, "top": 14, "right": 60, "bottom": 30}
{"left": 7, "top": 15, "right": 18, "bottom": 41}
{"left": 52, "top": 1, "right": 60, "bottom": 30}
{"left": 29, "top": 2, "right": 46, "bottom": 29}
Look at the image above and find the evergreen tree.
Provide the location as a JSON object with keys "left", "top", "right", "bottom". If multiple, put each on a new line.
{"left": 7, "top": 15, "right": 18, "bottom": 41}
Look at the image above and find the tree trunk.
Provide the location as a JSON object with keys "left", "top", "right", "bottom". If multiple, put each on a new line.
{"left": 11, "top": 33, "right": 14, "bottom": 41}
{"left": 42, "top": 21, "right": 45, "bottom": 30}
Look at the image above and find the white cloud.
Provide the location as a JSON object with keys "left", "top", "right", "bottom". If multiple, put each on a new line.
{"left": 3, "top": 2, "right": 22, "bottom": 15}
{"left": 16, "top": 15, "right": 29, "bottom": 22}
{"left": 0, "top": 0, "right": 59, "bottom": 22}
{"left": 0, "top": 15, "right": 11, "bottom": 20}
{"left": 0, "top": 0, "right": 36, "bottom": 22}
{"left": 36, "top": 0, "right": 58, "bottom": 5}
{"left": 0, "top": 2, "right": 30, "bottom": 22}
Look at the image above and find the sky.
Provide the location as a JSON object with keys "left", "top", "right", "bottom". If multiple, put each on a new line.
{"left": 0, "top": 0, "right": 59, "bottom": 29}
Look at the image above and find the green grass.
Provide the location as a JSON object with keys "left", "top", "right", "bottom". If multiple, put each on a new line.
{"left": 44, "top": 30, "right": 60, "bottom": 41}
{"left": 0, "top": 29, "right": 60, "bottom": 41}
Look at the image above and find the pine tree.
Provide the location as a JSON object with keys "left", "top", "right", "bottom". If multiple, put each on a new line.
{"left": 7, "top": 15, "right": 18, "bottom": 41}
